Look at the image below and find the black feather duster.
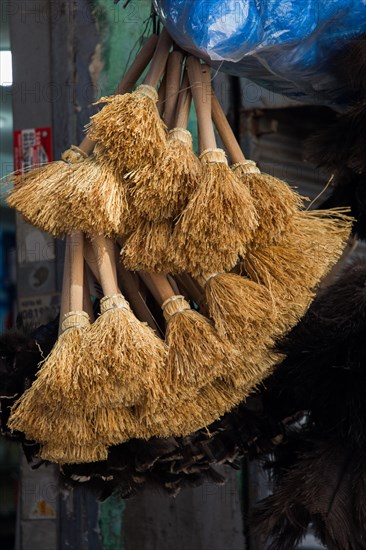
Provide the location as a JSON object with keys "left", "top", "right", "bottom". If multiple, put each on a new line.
{"left": 252, "top": 429, "right": 366, "bottom": 550}
{"left": 306, "top": 35, "right": 366, "bottom": 239}
{"left": 265, "top": 259, "right": 366, "bottom": 447}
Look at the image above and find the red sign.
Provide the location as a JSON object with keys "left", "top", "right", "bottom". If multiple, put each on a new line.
{"left": 13, "top": 127, "right": 52, "bottom": 173}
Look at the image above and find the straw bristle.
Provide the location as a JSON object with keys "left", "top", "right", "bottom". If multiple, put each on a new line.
{"left": 25, "top": 322, "right": 98, "bottom": 409}
{"left": 8, "top": 394, "right": 97, "bottom": 445}
{"left": 6, "top": 161, "right": 72, "bottom": 236}
{"left": 163, "top": 296, "right": 240, "bottom": 391}
{"left": 121, "top": 219, "right": 175, "bottom": 272}
{"left": 7, "top": 320, "right": 97, "bottom": 441}
{"left": 87, "top": 89, "right": 167, "bottom": 173}
{"left": 243, "top": 209, "right": 352, "bottom": 334}
{"left": 65, "top": 151, "right": 130, "bottom": 236}
{"left": 203, "top": 273, "right": 276, "bottom": 349}
{"left": 83, "top": 295, "right": 166, "bottom": 407}
{"left": 233, "top": 164, "right": 304, "bottom": 247}
{"left": 127, "top": 133, "right": 201, "bottom": 220}
{"left": 174, "top": 153, "right": 258, "bottom": 275}
{"left": 39, "top": 442, "right": 108, "bottom": 464}
{"left": 92, "top": 405, "right": 137, "bottom": 446}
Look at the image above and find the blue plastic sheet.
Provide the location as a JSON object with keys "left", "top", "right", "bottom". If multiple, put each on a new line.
{"left": 154, "top": 0, "right": 366, "bottom": 107}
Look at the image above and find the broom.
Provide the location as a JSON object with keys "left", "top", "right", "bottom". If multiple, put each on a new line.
{"left": 211, "top": 92, "right": 304, "bottom": 247}
{"left": 137, "top": 271, "right": 242, "bottom": 396}
{"left": 122, "top": 69, "right": 195, "bottom": 272}
{"left": 5, "top": 34, "right": 159, "bottom": 237}
{"left": 210, "top": 86, "right": 352, "bottom": 334}
{"left": 81, "top": 235, "right": 166, "bottom": 410}
{"left": 197, "top": 271, "right": 276, "bottom": 355}
{"left": 121, "top": 56, "right": 182, "bottom": 271}
{"left": 87, "top": 28, "right": 172, "bottom": 174}
{"left": 173, "top": 57, "right": 258, "bottom": 276}
{"left": 127, "top": 64, "right": 201, "bottom": 221}
{"left": 8, "top": 233, "right": 109, "bottom": 463}
{"left": 243, "top": 209, "right": 352, "bottom": 335}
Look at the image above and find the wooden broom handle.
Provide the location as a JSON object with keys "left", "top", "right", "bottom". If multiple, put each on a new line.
{"left": 138, "top": 271, "right": 175, "bottom": 306}
{"left": 78, "top": 34, "right": 159, "bottom": 155}
{"left": 114, "top": 34, "right": 159, "bottom": 94}
{"left": 69, "top": 232, "right": 84, "bottom": 312}
{"left": 83, "top": 268, "right": 95, "bottom": 321}
{"left": 174, "top": 72, "right": 191, "bottom": 129}
{"left": 144, "top": 28, "right": 172, "bottom": 88}
{"left": 164, "top": 50, "right": 184, "bottom": 129}
{"left": 211, "top": 93, "right": 245, "bottom": 164}
{"left": 91, "top": 235, "right": 119, "bottom": 297}
{"left": 115, "top": 259, "right": 161, "bottom": 333}
{"left": 84, "top": 238, "right": 159, "bottom": 331}
{"left": 186, "top": 57, "right": 215, "bottom": 151}
{"left": 157, "top": 71, "right": 167, "bottom": 116}
{"left": 59, "top": 236, "right": 71, "bottom": 334}
{"left": 175, "top": 274, "right": 204, "bottom": 305}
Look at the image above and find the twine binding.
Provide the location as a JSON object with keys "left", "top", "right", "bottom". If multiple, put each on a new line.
{"left": 100, "top": 294, "right": 130, "bottom": 314}
{"left": 168, "top": 128, "right": 192, "bottom": 146}
{"left": 232, "top": 160, "right": 261, "bottom": 175}
{"left": 200, "top": 148, "right": 227, "bottom": 165}
{"left": 135, "top": 84, "right": 158, "bottom": 102}
{"left": 162, "top": 295, "right": 191, "bottom": 322}
{"left": 61, "top": 311, "right": 90, "bottom": 332}
{"left": 202, "top": 272, "right": 223, "bottom": 286}
{"left": 61, "top": 145, "right": 89, "bottom": 165}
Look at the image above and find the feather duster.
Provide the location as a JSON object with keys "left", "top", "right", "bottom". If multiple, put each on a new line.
{"left": 266, "top": 259, "right": 366, "bottom": 446}
{"left": 307, "top": 101, "right": 366, "bottom": 239}
{"left": 252, "top": 429, "right": 366, "bottom": 550}
{"left": 61, "top": 397, "right": 286, "bottom": 500}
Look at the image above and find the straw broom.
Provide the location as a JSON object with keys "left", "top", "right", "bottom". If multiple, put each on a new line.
{"left": 6, "top": 143, "right": 92, "bottom": 236}
{"left": 8, "top": 233, "right": 109, "bottom": 463}
{"left": 5, "top": 35, "right": 159, "bottom": 237}
{"left": 210, "top": 88, "right": 353, "bottom": 335}
{"left": 197, "top": 272, "right": 276, "bottom": 355}
{"left": 137, "top": 271, "right": 242, "bottom": 395}
{"left": 122, "top": 63, "right": 193, "bottom": 273}
{"left": 87, "top": 28, "right": 172, "bottom": 174}
{"left": 211, "top": 92, "right": 304, "bottom": 247}
{"left": 173, "top": 57, "right": 258, "bottom": 276}
{"left": 243, "top": 210, "right": 353, "bottom": 335}
{"left": 81, "top": 235, "right": 166, "bottom": 410}
{"left": 127, "top": 63, "right": 201, "bottom": 221}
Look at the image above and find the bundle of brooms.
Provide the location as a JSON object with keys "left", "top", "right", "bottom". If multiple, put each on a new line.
{"left": 3, "top": 34, "right": 160, "bottom": 238}
{"left": 5, "top": 33, "right": 353, "bottom": 463}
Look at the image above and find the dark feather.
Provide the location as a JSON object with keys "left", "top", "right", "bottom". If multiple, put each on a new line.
{"left": 266, "top": 259, "right": 366, "bottom": 446}
{"left": 252, "top": 431, "right": 366, "bottom": 550}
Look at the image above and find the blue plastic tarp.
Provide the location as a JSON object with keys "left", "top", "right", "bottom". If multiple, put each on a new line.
{"left": 154, "top": 0, "right": 366, "bottom": 107}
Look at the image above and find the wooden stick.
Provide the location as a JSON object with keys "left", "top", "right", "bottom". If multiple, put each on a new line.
{"left": 144, "top": 28, "right": 172, "bottom": 88}
{"left": 211, "top": 93, "right": 245, "bottom": 164}
{"left": 186, "top": 57, "right": 215, "bottom": 151}
{"left": 78, "top": 34, "right": 159, "bottom": 155}
{"left": 115, "top": 259, "right": 162, "bottom": 334}
{"left": 59, "top": 237, "right": 71, "bottom": 334}
{"left": 174, "top": 71, "right": 192, "bottom": 129}
{"left": 69, "top": 232, "right": 84, "bottom": 312}
{"left": 157, "top": 72, "right": 167, "bottom": 116}
{"left": 164, "top": 50, "right": 184, "bottom": 129}
{"left": 114, "top": 34, "right": 159, "bottom": 94}
{"left": 83, "top": 266, "right": 95, "bottom": 322}
{"left": 85, "top": 238, "right": 160, "bottom": 331}
{"left": 91, "top": 236, "right": 119, "bottom": 297}
{"left": 138, "top": 271, "right": 176, "bottom": 306}
{"left": 174, "top": 274, "right": 204, "bottom": 305}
